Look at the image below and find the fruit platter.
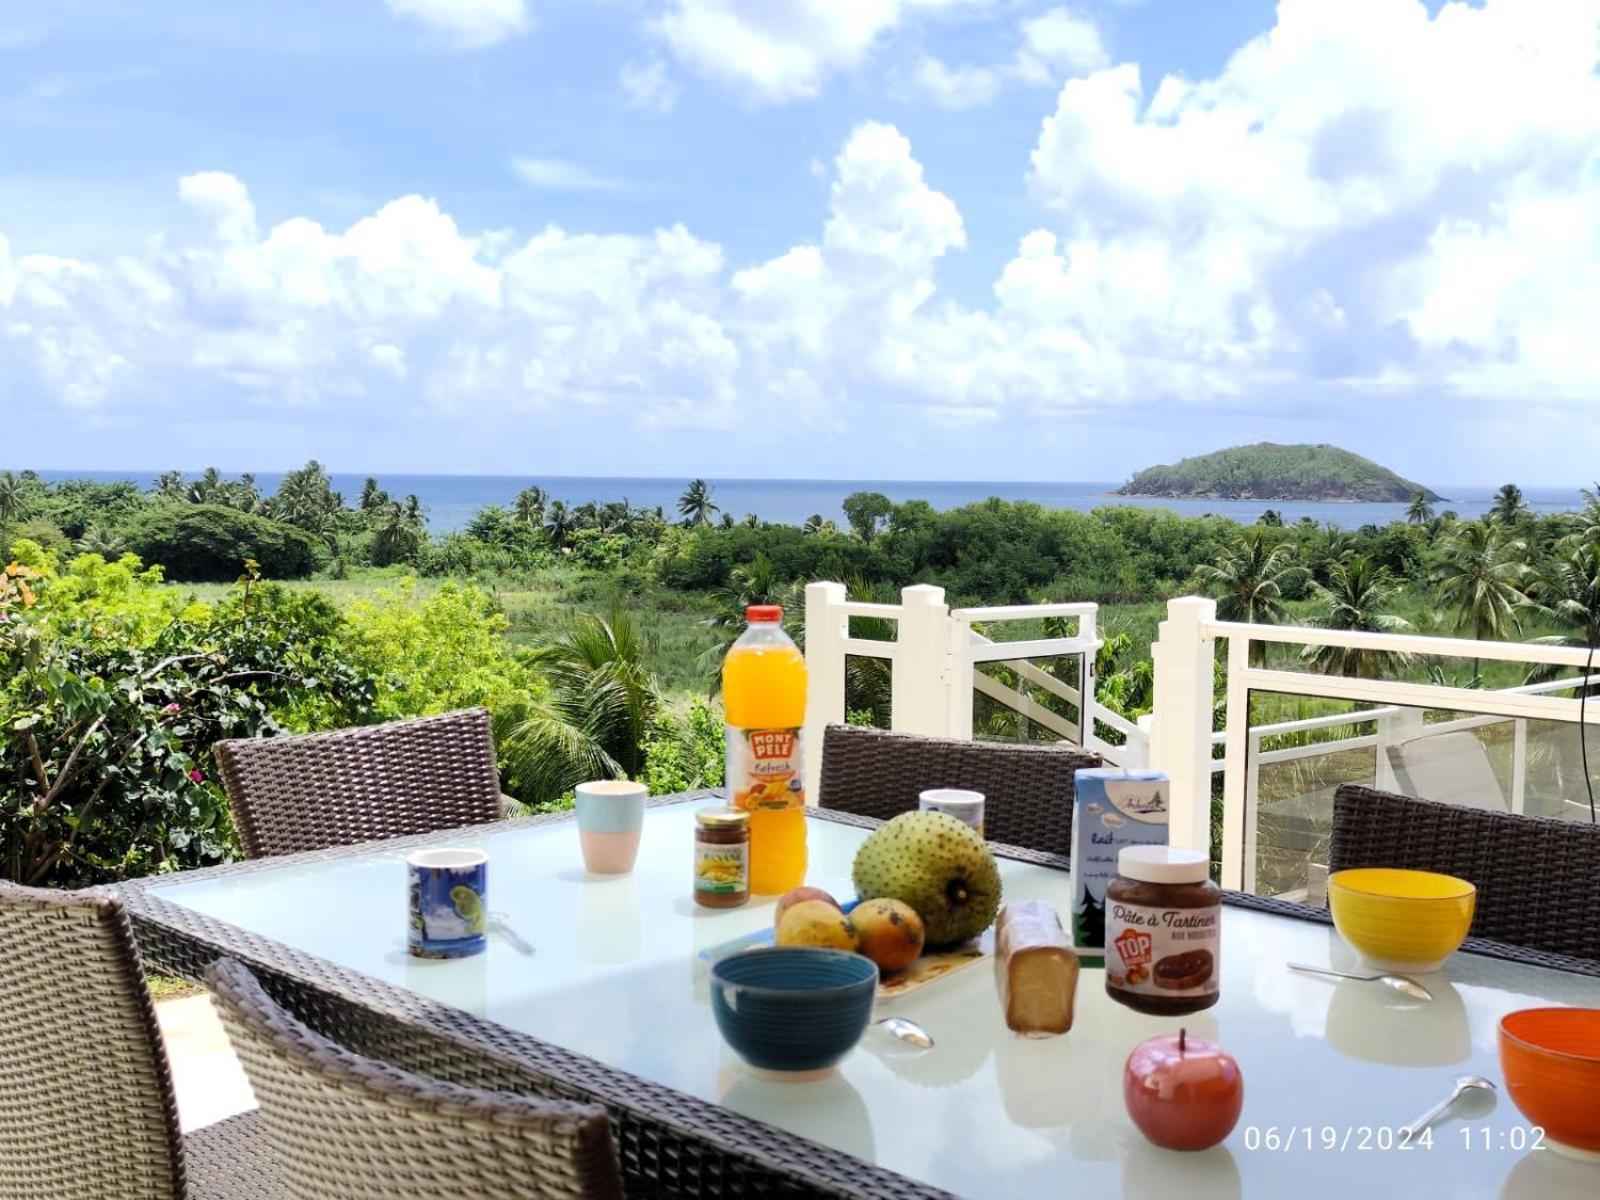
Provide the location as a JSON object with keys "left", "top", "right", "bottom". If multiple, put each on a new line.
{"left": 701, "top": 810, "right": 1001, "bottom": 996}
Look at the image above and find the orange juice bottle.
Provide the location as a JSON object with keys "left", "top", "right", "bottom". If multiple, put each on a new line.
{"left": 722, "top": 605, "right": 808, "bottom": 894}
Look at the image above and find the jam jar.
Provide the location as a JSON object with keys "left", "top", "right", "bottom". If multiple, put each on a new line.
{"left": 694, "top": 807, "right": 750, "bottom": 908}
{"left": 1105, "top": 845, "right": 1221, "bottom": 1015}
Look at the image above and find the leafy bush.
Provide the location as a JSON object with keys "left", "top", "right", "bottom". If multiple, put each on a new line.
{"left": 640, "top": 699, "right": 724, "bottom": 795}
{"left": 343, "top": 581, "right": 545, "bottom": 720}
{"left": 123, "top": 503, "right": 325, "bottom": 581}
{"left": 1, "top": 561, "right": 373, "bottom": 886}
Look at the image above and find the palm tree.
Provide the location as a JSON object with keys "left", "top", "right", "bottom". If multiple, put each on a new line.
{"left": 513, "top": 486, "right": 548, "bottom": 529}
{"left": 371, "top": 501, "right": 423, "bottom": 565}
{"left": 802, "top": 514, "right": 825, "bottom": 536}
{"left": 1526, "top": 542, "right": 1600, "bottom": 666}
{"left": 544, "top": 501, "right": 574, "bottom": 549}
{"left": 153, "top": 470, "right": 186, "bottom": 500}
{"left": 1303, "top": 555, "right": 1413, "bottom": 678}
{"left": 1194, "top": 529, "right": 1307, "bottom": 664}
{"left": 1432, "top": 521, "right": 1531, "bottom": 682}
{"left": 1491, "top": 483, "right": 1529, "bottom": 524}
{"left": 525, "top": 607, "right": 658, "bottom": 780}
{"left": 359, "top": 477, "right": 388, "bottom": 511}
{"left": 677, "top": 479, "right": 719, "bottom": 526}
{"left": 1565, "top": 483, "right": 1600, "bottom": 551}
{"left": 0, "top": 471, "right": 25, "bottom": 525}
{"left": 1405, "top": 492, "right": 1434, "bottom": 525}
{"left": 72, "top": 523, "right": 126, "bottom": 558}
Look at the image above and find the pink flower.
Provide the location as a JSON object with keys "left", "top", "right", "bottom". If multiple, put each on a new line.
{"left": 188, "top": 769, "right": 204, "bottom": 783}
{"left": 163, "top": 702, "right": 181, "bottom": 715}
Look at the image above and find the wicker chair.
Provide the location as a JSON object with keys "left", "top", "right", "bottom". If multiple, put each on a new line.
{"left": 1331, "top": 784, "right": 1600, "bottom": 963}
{"left": 817, "top": 725, "right": 1102, "bottom": 857}
{"left": 205, "top": 958, "right": 624, "bottom": 1200}
{"left": 217, "top": 709, "right": 506, "bottom": 858}
{"left": 0, "top": 882, "right": 277, "bottom": 1199}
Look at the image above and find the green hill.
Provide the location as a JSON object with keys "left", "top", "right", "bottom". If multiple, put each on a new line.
{"left": 1113, "top": 443, "right": 1442, "bottom": 503}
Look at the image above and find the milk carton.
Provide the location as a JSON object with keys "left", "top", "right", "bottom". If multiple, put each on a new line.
{"left": 1070, "top": 769, "right": 1170, "bottom": 953}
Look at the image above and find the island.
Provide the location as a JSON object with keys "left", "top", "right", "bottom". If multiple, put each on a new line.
{"left": 1113, "top": 443, "right": 1442, "bottom": 503}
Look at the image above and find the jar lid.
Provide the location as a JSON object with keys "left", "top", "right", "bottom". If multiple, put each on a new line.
{"left": 696, "top": 806, "right": 750, "bottom": 829}
{"left": 1118, "top": 845, "right": 1210, "bottom": 884}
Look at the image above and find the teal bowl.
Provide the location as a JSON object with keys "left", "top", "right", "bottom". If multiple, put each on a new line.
{"left": 710, "top": 948, "right": 878, "bottom": 1074}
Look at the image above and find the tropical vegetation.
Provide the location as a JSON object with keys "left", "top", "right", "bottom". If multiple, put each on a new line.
{"left": 4, "top": 464, "right": 1598, "bottom": 887}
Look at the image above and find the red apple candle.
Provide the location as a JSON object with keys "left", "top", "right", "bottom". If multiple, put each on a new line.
{"left": 1124, "top": 1028, "right": 1243, "bottom": 1151}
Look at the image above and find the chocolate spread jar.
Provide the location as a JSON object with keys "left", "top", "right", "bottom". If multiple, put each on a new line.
{"left": 1104, "top": 846, "right": 1221, "bottom": 1015}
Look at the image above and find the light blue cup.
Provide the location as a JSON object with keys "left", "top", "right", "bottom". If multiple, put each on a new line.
{"left": 575, "top": 780, "right": 647, "bottom": 874}
{"left": 407, "top": 848, "right": 488, "bottom": 958}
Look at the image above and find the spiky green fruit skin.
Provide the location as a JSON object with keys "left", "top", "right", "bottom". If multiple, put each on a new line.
{"left": 851, "top": 811, "right": 1002, "bottom": 947}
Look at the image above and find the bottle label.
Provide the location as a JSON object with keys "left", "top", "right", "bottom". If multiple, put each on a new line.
{"left": 726, "top": 726, "right": 804, "bottom": 811}
{"left": 694, "top": 841, "right": 749, "bottom": 894}
{"left": 1105, "top": 900, "right": 1219, "bottom": 997}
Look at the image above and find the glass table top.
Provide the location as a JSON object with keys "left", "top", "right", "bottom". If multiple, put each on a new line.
{"left": 153, "top": 802, "right": 1600, "bottom": 1199}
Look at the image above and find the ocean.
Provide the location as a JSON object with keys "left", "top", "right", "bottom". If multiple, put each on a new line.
{"left": 28, "top": 471, "right": 1589, "bottom": 534}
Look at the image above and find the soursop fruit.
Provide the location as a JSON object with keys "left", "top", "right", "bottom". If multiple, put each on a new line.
{"left": 851, "top": 811, "right": 1002, "bottom": 948}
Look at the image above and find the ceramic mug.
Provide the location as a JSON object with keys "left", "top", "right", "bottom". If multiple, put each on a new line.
{"left": 919, "top": 788, "right": 986, "bottom": 838}
{"left": 576, "top": 780, "right": 648, "bottom": 874}
{"left": 407, "top": 848, "right": 488, "bottom": 959}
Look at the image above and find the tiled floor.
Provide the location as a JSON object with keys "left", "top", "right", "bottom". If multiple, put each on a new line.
{"left": 155, "top": 994, "right": 257, "bottom": 1131}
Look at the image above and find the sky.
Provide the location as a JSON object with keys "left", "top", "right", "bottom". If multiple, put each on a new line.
{"left": 2, "top": 0, "right": 1599, "bottom": 486}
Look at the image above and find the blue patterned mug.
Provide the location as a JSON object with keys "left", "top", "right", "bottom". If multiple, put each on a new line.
{"left": 407, "top": 848, "right": 488, "bottom": 959}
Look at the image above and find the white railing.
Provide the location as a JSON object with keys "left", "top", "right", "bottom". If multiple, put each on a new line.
{"left": 1149, "top": 596, "right": 1600, "bottom": 891}
{"left": 802, "top": 582, "right": 1132, "bottom": 800}
{"left": 803, "top": 583, "right": 1598, "bottom": 895}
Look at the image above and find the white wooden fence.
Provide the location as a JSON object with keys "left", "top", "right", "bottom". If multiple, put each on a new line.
{"left": 1149, "top": 596, "right": 1600, "bottom": 890}
{"left": 803, "top": 583, "right": 1600, "bottom": 894}
{"left": 801, "top": 582, "right": 1144, "bottom": 801}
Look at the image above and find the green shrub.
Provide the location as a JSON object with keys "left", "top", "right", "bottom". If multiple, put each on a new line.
{"left": 123, "top": 504, "right": 325, "bottom": 581}
{"left": 1, "top": 562, "right": 373, "bottom": 886}
{"left": 641, "top": 699, "right": 725, "bottom": 795}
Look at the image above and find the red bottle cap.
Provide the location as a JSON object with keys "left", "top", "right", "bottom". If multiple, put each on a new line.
{"left": 746, "top": 605, "right": 783, "bottom": 622}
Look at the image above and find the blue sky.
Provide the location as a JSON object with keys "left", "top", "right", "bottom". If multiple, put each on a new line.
{"left": 3, "top": 1, "right": 1598, "bottom": 487}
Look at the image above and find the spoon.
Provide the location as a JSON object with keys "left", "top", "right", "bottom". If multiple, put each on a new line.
{"left": 489, "top": 913, "right": 535, "bottom": 955}
{"left": 1287, "top": 962, "right": 1433, "bottom": 1001}
{"left": 1399, "top": 1074, "right": 1497, "bottom": 1140}
{"left": 874, "top": 1016, "right": 934, "bottom": 1048}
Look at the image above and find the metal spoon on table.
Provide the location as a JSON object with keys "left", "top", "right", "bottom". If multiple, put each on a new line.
{"left": 1287, "top": 962, "right": 1433, "bottom": 1001}
{"left": 874, "top": 1017, "right": 934, "bottom": 1048}
{"left": 1399, "top": 1075, "right": 1497, "bottom": 1140}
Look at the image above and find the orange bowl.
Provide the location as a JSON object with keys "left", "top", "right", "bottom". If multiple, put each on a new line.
{"left": 1499, "top": 1007, "right": 1600, "bottom": 1160}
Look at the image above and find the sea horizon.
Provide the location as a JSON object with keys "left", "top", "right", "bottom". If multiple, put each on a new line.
{"left": 21, "top": 469, "right": 1590, "bottom": 535}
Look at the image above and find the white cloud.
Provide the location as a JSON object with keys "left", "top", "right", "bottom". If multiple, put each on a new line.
{"left": 653, "top": 0, "right": 970, "bottom": 102}
{"left": 1015, "top": 7, "right": 1108, "bottom": 84}
{"left": 1016, "top": 0, "right": 1600, "bottom": 405}
{"left": 908, "top": 7, "right": 1107, "bottom": 110}
{"left": 911, "top": 56, "right": 1000, "bottom": 109}
{"left": 620, "top": 58, "right": 681, "bottom": 113}
{"left": 384, "top": 0, "right": 529, "bottom": 48}
{"left": 5, "top": 0, "right": 1600, "bottom": 439}
{"left": 510, "top": 158, "right": 626, "bottom": 192}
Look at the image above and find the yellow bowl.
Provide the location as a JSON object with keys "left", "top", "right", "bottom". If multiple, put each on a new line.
{"left": 1327, "top": 868, "right": 1476, "bottom": 974}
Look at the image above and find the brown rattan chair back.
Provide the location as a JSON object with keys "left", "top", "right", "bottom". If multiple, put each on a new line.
{"left": 205, "top": 958, "right": 624, "bottom": 1200}
{"left": 0, "top": 882, "right": 186, "bottom": 1200}
{"left": 217, "top": 709, "right": 504, "bottom": 858}
{"left": 817, "top": 725, "right": 1101, "bottom": 856}
{"left": 1331, "top": 784, "right": 1600, "bottom": 962}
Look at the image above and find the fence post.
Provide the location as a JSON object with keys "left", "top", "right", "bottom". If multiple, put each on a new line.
{"left": 1150, "top": 597, "right": 1218, "bottom": 858}
{"left": 891, "top": 584, "right": 951, "bottom": 738}
{"left": 1510, "top": 718, "right": 1527, "bottom": 815}
{"left": 803, "top": 581, "right": 849, "bottom": 805}
{"left": 946, "top": 608, "right": 975, "bottom": 740}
